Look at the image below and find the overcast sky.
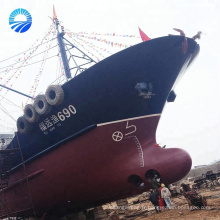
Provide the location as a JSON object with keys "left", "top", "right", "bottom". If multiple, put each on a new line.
{"left": 0, "top": 0, "right": 219, "bottom": 167}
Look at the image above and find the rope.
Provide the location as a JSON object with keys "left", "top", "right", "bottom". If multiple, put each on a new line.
{"left": 0, "top": 94, "right": 21, "bottom": 109}
{"left": 0, "top": 37, "right": 56, "bottom": 64}
{"left": 26, "top": 34, "right": 57, "bottom": 103}
{"left": 0, "top": 55, "right": 58, "bottom": 74}
{"left": 0, "top": 44, "right": 57, "bottom": 71}
{"left": 0, "top": 104, "right": 16, "bottom": 122}
{"left": 0, "top": 25, "right": 56, "bottom": 99}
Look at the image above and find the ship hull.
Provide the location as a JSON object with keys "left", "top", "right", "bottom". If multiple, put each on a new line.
{"left": 9, "top": 36, "right": 199, "bottom": 167}
{"left": 1, "top": 115, "right": 191, "bottom": 217}
{"left": 0, "top": 35, "right": 199, "bottom": 217}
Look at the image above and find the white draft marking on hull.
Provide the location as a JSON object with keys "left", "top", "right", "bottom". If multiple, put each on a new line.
{"left": 125, "top": 121, "right": 137, "bottom": 136}
{"left": 112, "top": 131, "right": 123, "bottom": 142}
{"left": 112, "top": 120, "right": 136, "bottom": 141}
{"left": 125, "top": 136, "right": 144, "bottom": 168}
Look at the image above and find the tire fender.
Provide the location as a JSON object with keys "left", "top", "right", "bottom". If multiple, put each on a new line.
{"left": 45, "top": 85, "right": 64, "bottom": 106}
{"left": 24, "top": 104, "right": 40, "bottom": 123}
{"left": 34, "top": 95, "right": 51, "bottom": 115}
{"left": 17, "top": 116, "right": 32, "bottom": 134}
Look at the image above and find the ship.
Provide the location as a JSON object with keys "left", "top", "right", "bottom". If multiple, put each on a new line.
{"left": 0, "top": 9, "right": 200, "bottom": 219}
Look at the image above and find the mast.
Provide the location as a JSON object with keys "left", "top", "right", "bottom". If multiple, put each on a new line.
{"left": 53, "top": 6, "right": 71, "bottom": 79}
{"left": 53, "top": 6, "right": 97, "bottom": 79}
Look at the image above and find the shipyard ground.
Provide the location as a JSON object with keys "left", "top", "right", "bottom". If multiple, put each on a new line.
{"left": 102, "top": 186, "right": 220, "bottom": 220}
{"left": 4, "top": 187, "right": 219, "bottom": 219}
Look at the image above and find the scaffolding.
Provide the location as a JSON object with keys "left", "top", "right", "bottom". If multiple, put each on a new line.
{"left": 0, "top": 134, "right": 36, "bottom": 219}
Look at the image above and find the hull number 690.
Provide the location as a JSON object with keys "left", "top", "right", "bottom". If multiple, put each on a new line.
{"left": 57, "top": 105, "right": 76, "bottom": 121}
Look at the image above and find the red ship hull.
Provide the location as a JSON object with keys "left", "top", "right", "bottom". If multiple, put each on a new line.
{"left": 0, "top": 114, "right": 191, "bottom": 217}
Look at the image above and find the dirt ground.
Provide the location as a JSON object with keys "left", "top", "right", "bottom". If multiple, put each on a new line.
{"left": 105, "top": 187, "right": 220, "bottom": 220}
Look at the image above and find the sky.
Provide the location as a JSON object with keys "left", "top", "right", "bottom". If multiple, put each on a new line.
{"left": 0, "top": 0, "right": 219, "bottom": 167}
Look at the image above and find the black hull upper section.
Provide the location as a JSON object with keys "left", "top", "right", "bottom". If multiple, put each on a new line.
{"left": 7, "top": 36, "right": 199, "bottom": 167}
